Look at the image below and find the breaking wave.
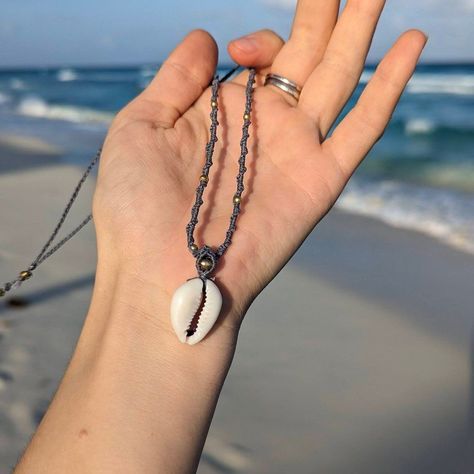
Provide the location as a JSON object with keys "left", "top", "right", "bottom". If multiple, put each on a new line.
{"left": 16, "top": 96, "right": 113, "bottom": 124}
{"left": 337, "top": 178, "right": 474, "bottom": 255}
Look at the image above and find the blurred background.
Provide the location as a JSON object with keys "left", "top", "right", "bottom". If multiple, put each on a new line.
{"left": 0, "top": 1, "right": 473, "bottom": 472}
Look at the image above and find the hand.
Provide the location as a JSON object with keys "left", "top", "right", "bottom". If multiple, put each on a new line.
{"left": 15, "top": 3, "right": 428, "bottom": 472}
{"left": 93, "top": 0, "right": 427, "bottom": 346}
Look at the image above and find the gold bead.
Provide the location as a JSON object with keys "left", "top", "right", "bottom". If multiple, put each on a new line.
{"left": 243, "top": 113, "right": 250, "bottom": 120}
{"left": 19, "top": 270, "right": 32, "bottom": 281}
{"left": 199, "top": 175, "right": 209, "bottom": 184}
{"left": 233, "top": 195, "right": 241, "bottom": 204}
{"left": 211, "top": 101, "right": 218, "bottom": 108}
{"left": 190, "top": 244, "right": 198, "bottom": 252}
{"left": 198, "top": 258, "right": 213, "bottom": 271}
{"left": 0, "top": 288, "right": 5, "bottom": 297}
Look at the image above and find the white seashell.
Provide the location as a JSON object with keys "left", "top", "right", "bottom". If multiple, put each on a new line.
{"left": 170, "top": 278, "right": 222, "bottom": 345}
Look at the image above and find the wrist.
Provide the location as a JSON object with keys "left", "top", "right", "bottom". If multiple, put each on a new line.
{"left": 73, "top": 256, "right": 240, "bottom": 378}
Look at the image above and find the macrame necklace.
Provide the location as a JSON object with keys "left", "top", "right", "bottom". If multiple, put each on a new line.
{"left": 0, "top": 65, "right": 256, "bottom": 346}
{"left": 171, "top": 67, "right": 256, "bottom": 344}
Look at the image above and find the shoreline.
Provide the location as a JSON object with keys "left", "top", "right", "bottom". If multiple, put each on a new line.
{"left": 1, "top": 132, "right": 473, "bottom": 258}
{"left": 0, "top": 134, "right": 63, "bottom": 174}
{"left": 294, "top": 208, "right": 474, "bottom": 346}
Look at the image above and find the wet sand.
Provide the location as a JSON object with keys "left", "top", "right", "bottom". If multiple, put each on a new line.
{"left": 204, "top": 225, "right": 474, "bottom": 473}
{"left": 0, "top": 139, "right": 473, "bottom": 473}
{"left": 0, "top": 134, "right": 62, "bottom": 173}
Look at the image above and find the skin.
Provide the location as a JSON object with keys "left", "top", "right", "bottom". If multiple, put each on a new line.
{"left": 14, "top": 1, "right": 427, "bottom": 472}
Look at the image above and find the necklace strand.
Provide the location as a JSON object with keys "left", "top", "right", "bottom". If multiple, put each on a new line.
{"left": 0, "top": 148, "right": 101, "bottom": 296}
{"left": 0, "top": 64, "right": 244, "bottom": 297}
{"left": 186, "top": 68, "right": 256, "bottom": 278}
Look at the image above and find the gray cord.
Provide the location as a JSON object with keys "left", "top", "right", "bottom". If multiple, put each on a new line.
{"left": 33, "top": 148, "right": 101, "bottom": 267}
{"left": 217, "top": 68, "right": 256, "bottom": 257}
{"left": 186, "top": 68, "right": 257, "bottom": 278}
{"left": 1, "top": 149, "right": 100, "bottom": 294}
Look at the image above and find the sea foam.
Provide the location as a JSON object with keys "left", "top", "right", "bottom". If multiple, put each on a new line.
{"left": 407, "top": 73, "right": 474, "bottom": 96}
{"left": 56, "top": 68, "right": 79, "bottom": 82}
{"left": 405, "top": 118, "right": 437, "bottom": 135}
{"left": 359, "top": 70, "right": 474, "bottom": 96}
{"left": 337, "top": 178, "right": 474, "bottom": 255}
{"left": 16, "top": 96, "right": 113, "bottom": 124}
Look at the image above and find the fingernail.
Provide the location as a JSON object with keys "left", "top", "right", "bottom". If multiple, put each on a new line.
{"left": 232, "top": 35, "right": 258, "bottom": 53}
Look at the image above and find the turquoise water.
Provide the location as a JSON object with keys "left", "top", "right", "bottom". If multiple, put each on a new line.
{"left": 0, "top": 64, "right": 473, "bottom": 252}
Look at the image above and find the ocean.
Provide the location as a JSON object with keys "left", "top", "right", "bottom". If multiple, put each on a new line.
{"left": 0, "top": 64, "right": 473, "bottom": 253}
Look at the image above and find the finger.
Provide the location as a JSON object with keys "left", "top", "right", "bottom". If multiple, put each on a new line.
{"left": 228, "top": 29, "right": 284, "bottom": 86}
{"left": 324, "top": 30, "right": 427, "bottom": 177}
{"left": 300, "top": 0, "right": 386, "bottom": 135}
{"left": 126, "top": 29, "right": 218, "bottom": 127}
{"left": 266, "top": 0, "right": 340, "bottom": 104}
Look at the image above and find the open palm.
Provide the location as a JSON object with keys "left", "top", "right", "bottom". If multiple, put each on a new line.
{"left": 93, "top": 0, "right": 426, "bottom": 340}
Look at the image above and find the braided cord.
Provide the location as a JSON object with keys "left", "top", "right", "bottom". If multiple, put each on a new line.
{"left": 34, "top": 214, "right": 93, "bottom": 266}
{"left": 186, "top": 68, "right": 257, "bottom": 277}
{"left": 33, "top": 147, "right": 101, "bottom": 267}
{"left": 185, "top": 77, "right": 220, "bottom": 248}
{"left": 217, "top": 68, "right": 256, "bottom": 257}
{"left": 0, "top": 149, "right": 101, "bottom": 295}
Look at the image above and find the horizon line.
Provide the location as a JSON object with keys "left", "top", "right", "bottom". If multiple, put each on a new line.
{"left": 0, "top": 60, "right": 473, "bottom": 72}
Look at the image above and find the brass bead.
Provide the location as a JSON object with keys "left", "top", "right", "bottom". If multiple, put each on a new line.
{"left": 0, "top": 288, "right": 5, "bottom": 297}
{"left": 199, "top": 175, "right": 209, "bottom": 184}
{"left": 19, "top": 270, "right": 32, "bottom": 281}
{"left": 211, "top": 101, "right": 218, "bottom": 108}
{"left": 190, "top": 244, "right": 198, "bottom": 252}
{"left": 198, "top": 258, "right": 213, "bottom": 271}
{"left": 243, "top": 113, "right": 250, "bottom": 120}
{"left": 233, "top": 195, "right": 241, "bottom": 204}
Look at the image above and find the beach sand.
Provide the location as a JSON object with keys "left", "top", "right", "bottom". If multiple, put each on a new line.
{"left": 1, "top": 138, "right": 473, "bottom": 473}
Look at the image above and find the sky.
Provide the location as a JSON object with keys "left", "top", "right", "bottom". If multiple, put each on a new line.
{"left": 0, "top": 0, "right": 473, "bottom": 68}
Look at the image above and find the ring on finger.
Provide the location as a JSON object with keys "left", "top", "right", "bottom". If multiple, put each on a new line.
{"left": 264, "top": 73, "right": 302, "bottom": 102}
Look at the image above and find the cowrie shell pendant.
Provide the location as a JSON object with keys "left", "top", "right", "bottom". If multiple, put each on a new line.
{"left": 170, "top": 278, "right": 222, "bottom": 345}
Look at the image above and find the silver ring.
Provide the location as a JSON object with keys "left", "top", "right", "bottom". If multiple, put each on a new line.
{"left": 264, "top": 73, "right": 302, "bottom": 102}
